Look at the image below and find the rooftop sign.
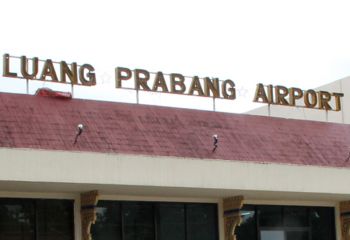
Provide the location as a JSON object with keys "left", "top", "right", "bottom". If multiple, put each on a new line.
{"left": 3, "top": 54, "right": 96, "bottom": 86}
{"left": 253, "top": 83, "right": 344, "bottom": 111}
{"left": 1, "top": 53, "right": 345, "bottom": 112}
{"left": 115, "top": 67, "right": 236, "bottom": 100}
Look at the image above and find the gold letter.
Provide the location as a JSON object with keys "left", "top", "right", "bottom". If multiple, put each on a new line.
{"left": 289, "top": 87, "right": 303, "bottom": 106}
{"left": 253, "top": 83, "right": 268, "bottom": 103}
{"left": 221, "top": 80, "right": 236, "bottom": 99}
{"left": 318, "top": 91, "right": 332, "bottom": 110}
{"left": 170, "top": 73, "right": 186, "bottom": 94}
{"left": 304, "top": 90, "right": 317, "bottom": 108}
{"left": 60, "top": 61, "right": 77, "bottom": 84}
{"left": 267, "top": 85, "right": 274, "bottom": 104}
{"left": 134, "top": 69, "right": 151, "bottom": 91}
{"left": 333, "top": 92, "right": 344, "bottom": 111}
{"left": 79, "top": 64, "right": 96, "bottom": 86}
{"left": 204, "top": 77, "right": 220, "bottom": 98}
{"left": 3, "top": 54, "right": 17, "bottom": 78}
{"left": 152, "top": 71, "right": 168, "bottom": 92}
{"left": 188, "top": 76, "right": 204, "bottom": 96}
{"left": 115, "top": 67, "right": 132, "bottom": 88}
{"left": 275, "top": 85, "right": 289, "bottom": 105}
{"left": 40, "top": 59, "right": 58, "bottom": 82}
{"left": 20, "top": 56, "right": 38, "bottom": 79}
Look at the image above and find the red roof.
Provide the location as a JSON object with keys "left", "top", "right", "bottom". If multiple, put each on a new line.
{"left": 0, "top": 91, "right": 350, "bottom": 168}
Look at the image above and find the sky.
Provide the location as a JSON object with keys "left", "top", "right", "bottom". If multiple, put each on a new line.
{"left": 1, "top": 0, "right": 350, "bottom": 113}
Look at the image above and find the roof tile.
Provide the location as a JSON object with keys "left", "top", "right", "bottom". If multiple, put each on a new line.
{"left": 0, "top": 92, "right": 349, "bottom": 168}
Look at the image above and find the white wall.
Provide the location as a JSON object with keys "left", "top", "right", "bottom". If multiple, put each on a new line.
{"left": 0, "top": 147, "right": 347, "bottom": 240}
{"left": 1, "top": 147, "right": 350, "bottom": 200}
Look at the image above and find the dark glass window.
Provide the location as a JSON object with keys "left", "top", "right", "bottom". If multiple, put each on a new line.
{"left": 37, "top": 199, "right": 74, "bottom": 240}
{"left": 236, "top": 205, "right": 336, "bottom": 240}
{"left": 258, "top": 205, "right": 283, "bottom": 227}
{"left": 92, "top": 201, "right": 218, "bottom": 240}
{"left": 92, "top": 201, "right": 121, "bottom": 240}
{"left": 186, "top": 204, "right": 218, "bottom": 240}
{"left": 284, "top": 206, "right": 308, "bottom": 227}
{"left": 157, "top": 203, "right": 185, "bottom": 240}
{"left": 123, "top": 202, "right": 155, "bottom": 240}
{"left": 0, "top": 198, "right": 74, "bottom": 240}
{"left": 260, "top": 230, "right": 284, "bottom": 240}
{"left": 310, "top": 207, "right": 336, "bottom": 240}
{"left": 0, "top": 199, "right": 35, "bottom": 240}
{"left": 285, "top": 231, "right": 309, "bottom": 240}
{"left": 235, "top": 205, "right": 256, "bottom": 240}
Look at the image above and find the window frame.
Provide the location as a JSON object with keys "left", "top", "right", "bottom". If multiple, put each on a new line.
{"left": 92, "top": 200, "right": 219, "bottom": 240}
{"left": 0, "top": 198, "right": 75, "bottom": 240}
{"left": 236, "top": 204, "right": 336, "bottom": 240}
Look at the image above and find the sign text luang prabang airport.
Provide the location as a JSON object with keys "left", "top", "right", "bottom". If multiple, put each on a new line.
{"left": 2, "top": 53, "right": 344, "bottom": 111}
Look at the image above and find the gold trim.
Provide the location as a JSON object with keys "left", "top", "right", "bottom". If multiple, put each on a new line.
{"left": 81, "top": 190, "right": 99, "bottom": 240}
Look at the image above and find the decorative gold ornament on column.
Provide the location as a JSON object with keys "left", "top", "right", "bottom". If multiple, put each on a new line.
{"left": 340, "top": 201, "right": 350, "bottom": 240}
{"left": 81, "top": 190, "right": 99, "bottom": 240}
{"left": 223, "top": 196, "right": 244, "bottom": 240}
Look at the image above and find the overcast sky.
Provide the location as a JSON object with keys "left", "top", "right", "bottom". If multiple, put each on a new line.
{"left": 1, "top": 0, "right": 350, "bottom": 113}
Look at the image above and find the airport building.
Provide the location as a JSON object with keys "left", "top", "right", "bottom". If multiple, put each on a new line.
{"left": 2, "top": 52, "right": 350, "bottom": 240}
{"left": 0, "top": 82, "right": 350, "bottom": 240}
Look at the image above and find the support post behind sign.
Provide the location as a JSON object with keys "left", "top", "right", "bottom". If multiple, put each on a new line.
{"left": 71, "top": 84, "right": 74, "bottom": 98}
{"left": 26, "top": 79, "right": 29, "bottom": 94}
{"left": 25, "top": 59, "right": 29, "bottom": 94}
{"left": 136, "top": 88, "right": 139, "bottom": 104}
{"left": 213, "top": 97, "right": 216, "bottom": 111}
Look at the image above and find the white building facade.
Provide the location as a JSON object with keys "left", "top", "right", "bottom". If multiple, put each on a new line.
{"left": 0, "top": 90, "right": 349, "bottom": 240}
